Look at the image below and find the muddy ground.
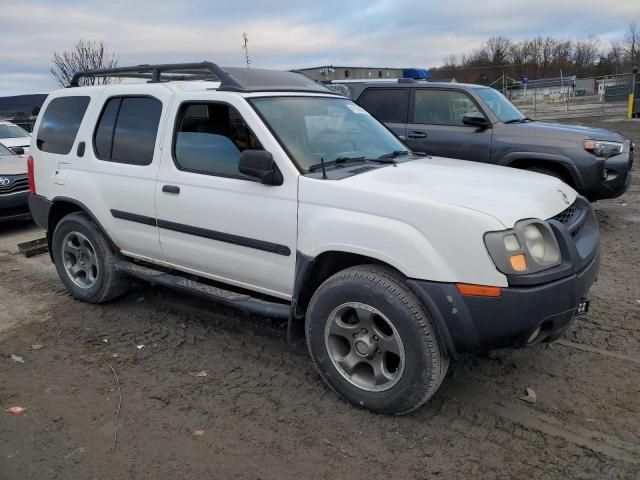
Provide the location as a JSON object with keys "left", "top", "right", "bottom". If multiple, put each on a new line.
{"left": 1, "top": 117, "right": 639, "bottom": 479}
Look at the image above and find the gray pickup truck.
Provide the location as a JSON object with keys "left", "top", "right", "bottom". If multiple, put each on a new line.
{"left": 332, "top": 81, "right": 633, "bottom": 201}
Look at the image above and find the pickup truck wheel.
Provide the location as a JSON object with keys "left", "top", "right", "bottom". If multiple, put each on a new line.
{"left": 52, "top": 212, "right": 129, "bottom": 303}
{"left": 306, "top": 264, "right": 448, "bottom": 415}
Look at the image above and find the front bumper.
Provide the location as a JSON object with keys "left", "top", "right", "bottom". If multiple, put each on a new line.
{"left": 408, "top": 249, "right": 599, "bottom": 355}
{"left": 0, "top": 190, "right": 31, "bottom": 222}
{"left": 408, "top": 196, "right": 600, "bottom": 356}
{"left": 586, "top": 143, "right": 633, "bottom": 200}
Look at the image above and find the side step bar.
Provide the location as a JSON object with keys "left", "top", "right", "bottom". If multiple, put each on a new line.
{"left": 115, "top": 261, "right": 290, "bottom": 319}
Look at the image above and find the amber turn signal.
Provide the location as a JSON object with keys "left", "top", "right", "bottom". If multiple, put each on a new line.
{"left": 456, "top": 283, "right": 502, "bottom": 297}
{"left": 509, "top": 254, "right": 528, "bottom": 272}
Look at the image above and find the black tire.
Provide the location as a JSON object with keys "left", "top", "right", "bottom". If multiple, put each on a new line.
{"left": 305, "top": 264, "right": 448, "bottom": 415}
{"left": 52, "top": 212, "right": 129, "bottom": 303}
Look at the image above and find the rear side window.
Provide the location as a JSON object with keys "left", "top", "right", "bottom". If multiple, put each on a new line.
{"left": 358, "top": 89, "right": 408, "bottom": 123}
{"left": 93, "top": 96, "right": 162, "bottom": 165}
{"left": 413, "top": 90, "right": 481, "bottom": 126}
{"left": 172, "top": 102, "right": 262, "bottom": 178}
{"left": 36, "top": 96, "right": 90, "bottom": 154}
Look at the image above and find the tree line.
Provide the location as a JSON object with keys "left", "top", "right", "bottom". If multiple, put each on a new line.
{"left": 431, "top": 23, "right": 640, "bottom": 84}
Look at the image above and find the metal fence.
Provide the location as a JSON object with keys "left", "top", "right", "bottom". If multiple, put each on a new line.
{"left": 505, "top": 73, "right": 632, "bottom": 121}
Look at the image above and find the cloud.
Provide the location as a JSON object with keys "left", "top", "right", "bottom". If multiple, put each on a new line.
{"left": 0, "top": 0, "right": 638, "bottom": 96}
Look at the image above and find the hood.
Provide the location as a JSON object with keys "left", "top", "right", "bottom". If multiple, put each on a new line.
{"left": 0, "top": 153, "right": 27, "bottom": 175}
{"left": 343, "top": 157, "right": 577, "bottom": 228}
{"left": 511, "top": 121, "right": 626, "bottom": 142}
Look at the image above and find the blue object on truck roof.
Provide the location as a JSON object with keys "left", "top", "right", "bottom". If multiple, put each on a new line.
{"left": 403, "top": 68, "right": 431, "bottom": 80}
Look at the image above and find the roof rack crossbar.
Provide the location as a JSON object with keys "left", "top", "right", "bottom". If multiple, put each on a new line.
{"left": 69, "top": 61, "right": 246, "bottom": 91}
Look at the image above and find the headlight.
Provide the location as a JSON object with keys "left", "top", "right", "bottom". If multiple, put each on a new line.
{"left": 484, "top": 220, "right": 561, "bottom": 275}
{"left": 584, "top": 140, "right": 624, "bottom": 158}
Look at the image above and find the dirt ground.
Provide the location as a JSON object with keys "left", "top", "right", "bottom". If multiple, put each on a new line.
{"left": 1, "top": 117, "right": 639, "bottom": 480}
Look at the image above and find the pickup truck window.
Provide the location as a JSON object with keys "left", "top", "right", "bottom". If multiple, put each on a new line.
{"left": 173, "top": 102, "right": 262, "bottom": 178}
{"left": 475, "top": 88, "right": 525, "bottom": 123}
{"left": 413, "top": 90, "right": 481, "bottom": 126}
{"left": 358, "top": 88, "right": 408, "bottom": 123}
{"left": 250, "top": 97, "right": 407, "bottom": 172}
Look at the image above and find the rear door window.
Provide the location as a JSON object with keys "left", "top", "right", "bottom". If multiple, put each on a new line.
{"left": 36, "top": 96, "right": 90, "bottom": 154}
{"left": 358, "top": 88, "right": 408, "bottom": 123}
{"left": 93, "top": 96, "right": 162, "bottom": 165}
{"left": 413, "top": 90, "right": 481, "bottom": 125}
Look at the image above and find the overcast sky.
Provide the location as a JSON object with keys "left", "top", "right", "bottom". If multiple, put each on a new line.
{"left": 1, "top": 0, "right": 639, "bottom": 96}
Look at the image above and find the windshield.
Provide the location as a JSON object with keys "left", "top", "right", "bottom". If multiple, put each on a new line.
{"left": 475, "top": 88, "right": 525, "bottom": 123}
{"left": 0, "top": 143, "right": 14, "bottom": 155}
{"left": 250, "top": 97, "right": 408, "bottom": 172}
{"left": 0, "top": 124, "right": 30, "bottom": 139}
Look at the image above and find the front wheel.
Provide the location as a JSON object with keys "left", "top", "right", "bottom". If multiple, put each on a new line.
{"left": 305, "top": 265, "right": 448, "bottom": 415}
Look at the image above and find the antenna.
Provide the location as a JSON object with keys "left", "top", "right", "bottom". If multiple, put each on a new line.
{"left": 320, "top": 157, "right": 327, "bottom": 179}
{"left": 242, "top": 33, "right": 251, "bottom": 68}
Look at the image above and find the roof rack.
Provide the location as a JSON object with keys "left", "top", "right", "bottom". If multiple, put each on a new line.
{"left": 69, "top": 61, "right": 333, "bottom": 94}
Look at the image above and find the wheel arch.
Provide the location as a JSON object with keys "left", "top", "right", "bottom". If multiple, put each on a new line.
{"left": 288, "top": 250, "right": 408, "bottom": 343}
{"left": 47, "top": 197, "right": 120, "bottom": 260}
{"left": 500, "top": 152, "right": 583, "bottom": 189}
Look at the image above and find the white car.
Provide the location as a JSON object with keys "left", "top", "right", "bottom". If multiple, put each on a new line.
{"left": 0, "top": 120, "right": 31, "bottom": 154}
{"left": 27, "top": 62, "right": 600, "bottom": 414}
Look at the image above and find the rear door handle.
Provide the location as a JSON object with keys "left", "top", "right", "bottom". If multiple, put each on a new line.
{"left": 162, "top": 185, "right": 180, "bottom": 194}
{"left": 407, "top": 131, "right": 427, "bottom": 139}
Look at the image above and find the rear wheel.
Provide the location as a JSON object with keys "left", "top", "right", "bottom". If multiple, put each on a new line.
{"left": 52, "top": 212, "right": 129, "bottom": 303}
{"left": 306, "top": 265, "right": 448, "bottom": 415}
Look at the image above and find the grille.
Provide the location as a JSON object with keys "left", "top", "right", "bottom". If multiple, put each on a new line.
{"left": 551, "top": 202, "right": 577, "bottom": 225}
{"left": 0, "top": 177, "right": 29, "bottom": 195}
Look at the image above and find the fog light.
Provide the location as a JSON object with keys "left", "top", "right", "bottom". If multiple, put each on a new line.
{"left": 576, "top": 298, "right": 590, "bottom": 315}
{"left": 602, "top": 168, "right": 609, "bottom": 180}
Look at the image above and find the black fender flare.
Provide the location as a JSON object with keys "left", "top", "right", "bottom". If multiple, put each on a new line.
{"left": 499, "top": 152, "right": 585, "bottom": 189}
{"left": 46, "top": 196, "right": 121, "bottom": 260}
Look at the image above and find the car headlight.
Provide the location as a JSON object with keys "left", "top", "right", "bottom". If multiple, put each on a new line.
{"left": 584, "top": 140, "right": 624, "bottom": 158}
{"left": 484, "top": 220, "right": 561, "bottom": 275}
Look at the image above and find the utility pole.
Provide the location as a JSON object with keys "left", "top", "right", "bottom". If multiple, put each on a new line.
{"left": 242, "top": 33, "right": 251, "bottom": 68}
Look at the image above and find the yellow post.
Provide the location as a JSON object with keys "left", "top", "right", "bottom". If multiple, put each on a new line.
{"left": 629, "top": 67, "right": 638, "bottom": 119}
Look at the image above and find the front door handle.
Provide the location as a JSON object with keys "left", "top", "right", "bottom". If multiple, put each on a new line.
{"left": 407, "top": 131, "right": 427, "bottom": 139}
{"left": 162, "top": 185, "right": 180, "bottom": 194}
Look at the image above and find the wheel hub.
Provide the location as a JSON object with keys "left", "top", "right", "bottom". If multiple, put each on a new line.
{"left": 324, "top": 302, "right": 405, "bottom": 392}
{"left": 61, "top": 231, "right": 99, "bottom": 290}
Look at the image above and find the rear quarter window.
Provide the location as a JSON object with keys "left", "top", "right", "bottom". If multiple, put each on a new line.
{"left": 36, "top": 96, "right": 90, "bottom": 154}
{"left": 358, "top": 88, "right": 408, "bottom": 123}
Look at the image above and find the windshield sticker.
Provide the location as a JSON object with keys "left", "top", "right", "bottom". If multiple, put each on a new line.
{"left": 346, "top": 104, "right": 368, "bottom": 114}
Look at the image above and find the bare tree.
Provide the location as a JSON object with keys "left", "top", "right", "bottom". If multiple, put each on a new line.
{"left": 50, "top": 40, "right": 119, "bottom": 87}
{"left": 623, "top": 22, "right": 639, "bottom": 66}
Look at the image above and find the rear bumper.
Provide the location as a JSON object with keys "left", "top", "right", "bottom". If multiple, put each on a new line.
{"left": 408, "top": 249, "right": 599, "bottom": 356}
{"left": 27, "top": 193, "right": 51, "bottom": 229}
{"left": 0, "top": 190, "right": 31, "bottom": 222}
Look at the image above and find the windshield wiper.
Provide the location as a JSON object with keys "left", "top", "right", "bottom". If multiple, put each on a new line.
{"left": 504, "top": 117, "right": 534, "bottom": 124}
{"left": 378, "top": 150, "right": 410, "bottom": 160}
{"left": 308, "top": 156, "right": 366, "bottom": 172}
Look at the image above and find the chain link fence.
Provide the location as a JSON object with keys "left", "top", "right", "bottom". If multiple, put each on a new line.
{"left": 505, "top": 73, "right": 632, "bottom": 120}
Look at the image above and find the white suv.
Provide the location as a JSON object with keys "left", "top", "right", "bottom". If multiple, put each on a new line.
{"left": 27, "top": 62, "right": 600, "bottom": 414}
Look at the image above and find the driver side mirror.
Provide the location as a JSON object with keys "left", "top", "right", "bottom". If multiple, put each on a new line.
{"left": 11, "top": 146, "right": 25, "bottom": 155}
{"left": 238, "top": 150, "right": 283, "bottom": 186}
{"left": 463, "top": 112, "right": 491, "bottom": 129}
